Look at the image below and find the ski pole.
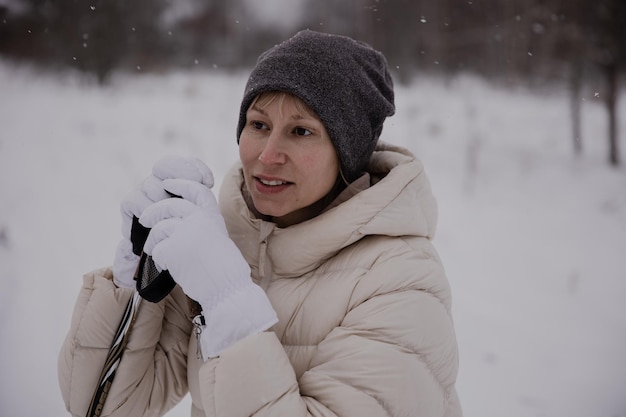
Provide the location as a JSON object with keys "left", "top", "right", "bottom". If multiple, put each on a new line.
{"left": 86, "top": 194, "right": 181, "bottom": 416}
{"left": 85, "top": 250, "right": 170, "bottom": 417}
{"left": 85, "top": 289, "right": 142, "bottom": 417}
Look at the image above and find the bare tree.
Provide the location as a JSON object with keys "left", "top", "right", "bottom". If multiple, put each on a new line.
{"left": 2, "top": 0, "right": 165, "bottom": 84}
{"left": 583, "top": 0, "right": 625, "bottom": 166}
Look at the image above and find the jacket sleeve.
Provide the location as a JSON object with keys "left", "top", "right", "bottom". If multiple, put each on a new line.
{"left": 307, "top": 240, "right": 461, "bottom": 417}
{"left": 58, "top": 267, "right": 193, "bottom": 417}
{"left": 194, "top": 240, "right": 461, "bottom": 417}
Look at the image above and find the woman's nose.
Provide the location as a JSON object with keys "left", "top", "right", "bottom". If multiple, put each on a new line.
{"left": 258, "top": 133, "right": 287, "bottom": 165}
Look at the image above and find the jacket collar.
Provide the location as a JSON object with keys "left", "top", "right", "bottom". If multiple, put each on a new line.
{"left": 219, "top": 142, "right": 438, "bottom": 278}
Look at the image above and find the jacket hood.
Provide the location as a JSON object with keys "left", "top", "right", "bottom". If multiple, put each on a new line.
{"left": 219, "top": 142, "right": 438, "bottom": 278}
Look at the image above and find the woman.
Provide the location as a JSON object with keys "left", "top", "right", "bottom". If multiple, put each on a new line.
{"left": 58, "top": 30, "right": 462, "bottom": 417}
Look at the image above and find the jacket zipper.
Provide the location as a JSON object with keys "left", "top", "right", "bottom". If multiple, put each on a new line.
{"left": 192, "top": 314, "right": 206, "bottom": 360}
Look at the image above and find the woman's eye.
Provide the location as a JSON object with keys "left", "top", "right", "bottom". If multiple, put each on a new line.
{"left": 293, "top": 127, "right": 312, "bottom": 136}
{"left": 251, "top": 121, "right": 267, "bottom": 130}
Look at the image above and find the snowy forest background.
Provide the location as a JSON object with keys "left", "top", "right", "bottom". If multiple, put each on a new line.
{"left": 1, "top": 0, "right": 625, "bottom": 416}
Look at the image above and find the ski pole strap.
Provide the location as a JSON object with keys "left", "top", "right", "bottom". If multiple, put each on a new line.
{"left": 135, "top": 252, "right": 176, "bottom": 303}
{"left": 130, "top": 216, "right": 150, "bottom": 257}
{"left": 131, "top": 191, "right": 181, "bottom": 303}
{"left": 130, "top": 191, "right": 181, "bottom": 256}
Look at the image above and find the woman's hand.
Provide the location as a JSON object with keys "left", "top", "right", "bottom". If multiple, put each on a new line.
{"left": 140, "top": 178, "right": 277, "bottom": 359}
{"left": 112, "top": 156, "right": 214, "bottom": 289}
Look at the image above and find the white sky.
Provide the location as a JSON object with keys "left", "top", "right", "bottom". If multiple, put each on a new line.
{"left": 0, "top": 0, "right": 28, "bottom": 13}
{"left": 159, "top": 0, "right": 306, "bottom": 29}
{"left": 242, "top": 0, "right": 306, "bottom": 29}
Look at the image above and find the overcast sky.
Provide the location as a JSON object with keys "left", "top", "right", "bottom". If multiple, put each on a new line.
{"left": 158, "top": 0, "right": 306, "bottom": 30}
{"left": 243, "top": 0, "right": 305, "bottom": 29}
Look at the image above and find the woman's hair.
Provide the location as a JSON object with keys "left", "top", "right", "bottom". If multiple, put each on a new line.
{"left": 250, "top": 91, "right": 317, "bottom": 120}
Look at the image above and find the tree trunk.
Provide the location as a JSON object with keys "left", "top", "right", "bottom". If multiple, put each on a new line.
{"left": 605, "top": 63, "right": 620, "bottom": 166}
{"left": 569, "top": 62, "right": 583, "bottom": 155}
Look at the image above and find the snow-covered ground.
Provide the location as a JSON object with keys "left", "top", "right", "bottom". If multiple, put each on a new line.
{"left": 1, "top": 61, "right": 625, "bottom": 417}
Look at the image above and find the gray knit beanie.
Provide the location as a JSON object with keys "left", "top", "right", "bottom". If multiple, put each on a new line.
{"left": 236, "top": 30, "right": 395, "bottom": 182}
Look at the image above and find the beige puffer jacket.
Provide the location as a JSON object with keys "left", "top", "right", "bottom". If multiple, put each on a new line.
{"left": 58, "top": 142, "right": 462, "bottom": 417}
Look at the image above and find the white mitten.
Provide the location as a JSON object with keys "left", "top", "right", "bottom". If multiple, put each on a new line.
{"left": 151, "top": 155, "right": 214, "bottom": 187}
{"left": 140, "top": 178, "right": 278, "bottom": 359}
{"left": 113, "top": 239, "right": 140, "bottom": 289}
{"left": 113, "top": 156, "right": 215, "bottom": 289}
{"left": 113, "top": 175, "right": 167, "bottom": 288}
{"left": 121, "top": 156, "right": 214, "bottom": 240}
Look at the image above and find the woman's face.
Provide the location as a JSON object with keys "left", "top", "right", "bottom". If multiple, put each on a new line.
{"left": 239, "top": 92, "right": 340, "bottom": 227}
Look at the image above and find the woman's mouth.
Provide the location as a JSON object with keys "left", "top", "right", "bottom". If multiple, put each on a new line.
{"left": 259, "top": 178, "right": 288, "bottom": 186}
{"left": 254, "top": 176, "right": 292, "bottom": 193}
